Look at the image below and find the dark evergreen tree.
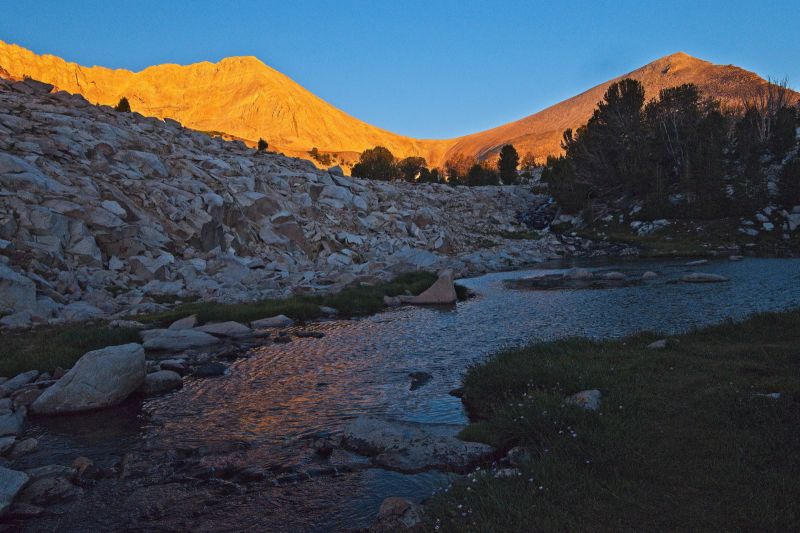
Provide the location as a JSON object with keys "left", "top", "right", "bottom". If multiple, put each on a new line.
{"left": 257, "top": 138, "right": 269, "bottom": 152}
{"left": 114, "top": 97, "right": 131, "bottom": 112}
{"left": 397, "top": 156, "right": 427, "bottom": 182}
{"left": 351, "top": 146, "right": 397, "bottom": 181}
{"left": 497, "top": 144, "right": 519, "bottom": 184}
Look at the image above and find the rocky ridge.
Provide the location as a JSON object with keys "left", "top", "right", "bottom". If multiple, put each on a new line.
{"left": 0, "top": 77, "right": 563, "bottom": 328}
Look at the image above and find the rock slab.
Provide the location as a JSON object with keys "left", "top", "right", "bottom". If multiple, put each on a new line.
{"left": 340, "top": 416, "right": 494, "bottom": 473}
{"left": 32, "top": 343, "right": 145, "bottom": 415}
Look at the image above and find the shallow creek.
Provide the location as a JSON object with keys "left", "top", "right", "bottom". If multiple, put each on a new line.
{"left": 17, "top": 258, "right": 800, "bottom": 531}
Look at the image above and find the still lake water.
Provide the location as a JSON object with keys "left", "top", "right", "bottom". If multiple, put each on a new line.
{"left": 22, "top": 258, "right": 800, "bottom": 531}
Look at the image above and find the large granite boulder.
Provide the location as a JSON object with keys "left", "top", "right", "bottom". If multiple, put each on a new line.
{"left": 398, "top": 269, "right": 457, "bottom": 305}
{"left": 31, "top": 343, "right": 145, "bottom": 415}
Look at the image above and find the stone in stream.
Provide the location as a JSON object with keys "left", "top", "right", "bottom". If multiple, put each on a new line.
{"left": 685, "top": 259, "right": 709, "bottom": 266}
{"left": 0, "top": 410, "right": 25, "bottom": 437}
{"left": 409, "top": 371, "right": 432, "bottom": 390}
{"left": 680, "top": 273, "right": 729, "bottom": 283}
{"left": 641, "top": 271, "right": 659, "bottom": 280}
{"left": 17, "top": 476, "right": 82, "bottom": 506}
{"left": 602, "top": 271, "right": 626, "bottom": 280}
{"left": 143, "top": 370, "right": 183, "bottom": 395}
{"left": 8, "top": 437, "right": 37, "bottom": 458}
{"left": 251, "top": 314, "right": 294, "bottom": 329}
{"left": 340, "top": 416, "right": 494, "bottom": 473}
{"left": 158, "top": 359, "right": 189, "bottom": 375}
{"left": 195, "top": 321, "right": 253, "bottom": 338}
{"left": 142, "top": 329, "right": 222, "bottom": 351}
{"left": 398, "top": 269, "right": 457, "bottom": 305}
{"left": 0, "top": 436, "right": 15, "bottom": 455}
{"left": 193, "top": 362, "right": 228, "bottom": 377}
{"left": 31, "top": 343, "right": 145, "bottom": 415}
{"left": 371, "top": 497, "right": 422, "bottom": 531}
{"left": 0, "top": 466, "right": 29, "bottom": 516}
{"left": 564, "top": 267, "right": 594, "bottom": 280}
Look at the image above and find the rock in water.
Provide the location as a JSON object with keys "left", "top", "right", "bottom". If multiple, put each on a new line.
{"left": 0, "top": 410, "right": 25, "bottom": 437}
{"left": 0, "top": 466, "right": 29, "bottom": 516}
{"left": 250, "top": 315, "right": 294, "bottom": 329}
{"left": 143, "top": 370, "right": 183, "bottom": 395}
{"left": 680, "top": 273, "right": 729, "bottom": 283}
{"left": 398, "top": 269, "right": 457, "bottom": 305}
{"left": 193, "top": 362, "right": 228, "bottom": 377}
{"left": 31, "top": 344, "right": 145, "bottom": 415}
{"left": 372, "top": 497, "right": 422, "bottom": 531}
{"left": 564, "top": 268, "right": 594, "bottom": 280}
{"left": 340, "top": 416, "right": 494, "bottom": 473}
{"left": 142, "top": 329, "right": 222, "bottom": 351}
{"left": 195, "top": 321, "right": 253, "bottom": 338}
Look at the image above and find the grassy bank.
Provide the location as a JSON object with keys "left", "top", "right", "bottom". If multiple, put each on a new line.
{"left": 0, "top": 271, "right": 462, "bottom": 377}
{"left": 426, "top": 309, "right": 800, "bottom": 531}
{"left": 572, "top": 218, "right": 798, "bottom": 258}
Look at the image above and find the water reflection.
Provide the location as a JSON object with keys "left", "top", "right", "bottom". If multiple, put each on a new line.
{"left": 22, "top": 258, "right": 800, "bottom": 531}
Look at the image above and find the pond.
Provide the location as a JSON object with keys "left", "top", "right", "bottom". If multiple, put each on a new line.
{"left": 20, "top": 258, "right": 800, "bottom": 531}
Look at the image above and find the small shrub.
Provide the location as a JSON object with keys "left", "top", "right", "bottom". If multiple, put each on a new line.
{"left": 114, "top": 97, "right": 131, "bottom": 113}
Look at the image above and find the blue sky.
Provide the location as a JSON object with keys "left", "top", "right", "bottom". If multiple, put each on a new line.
{"left": 2, "top": 0, "right": 798, "bottom": 138}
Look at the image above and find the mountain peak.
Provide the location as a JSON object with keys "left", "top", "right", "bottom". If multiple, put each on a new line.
{"left": 1, "top": 41, "right": 794, "bottom": 168}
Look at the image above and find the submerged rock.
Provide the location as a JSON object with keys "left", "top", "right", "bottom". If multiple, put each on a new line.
{"left": 680, "top": 273, "right": 729, "bottom": 283}
{"left": 409, "top": 371, "right": 433, "bottom": 390}
{"left": 143, "top": 370, "right": 183, "bottom": 395}
{"left": 340, "top": 416, "right": 494, "bottom": 473}
{"left": 193, "top": 362, "right": 228, "bottom": 377}
{"left": 371, "top": 497, "right": 422, "bottom": 531}
{"left": 31, "top": 343, "right": 145, "bottom": 415}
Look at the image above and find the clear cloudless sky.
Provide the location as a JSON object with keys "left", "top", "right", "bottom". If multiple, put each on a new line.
{"left": 1, "top": 0, "right": 798, "bottom": 138}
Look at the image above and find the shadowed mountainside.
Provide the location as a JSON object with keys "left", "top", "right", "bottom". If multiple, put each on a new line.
{"left": 1, "top": 41, "right": 796, "bottom": 167}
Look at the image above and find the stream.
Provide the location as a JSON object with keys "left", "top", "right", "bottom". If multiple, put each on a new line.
{"left": 17, "top": 257, "right": 800, "bottom": 531}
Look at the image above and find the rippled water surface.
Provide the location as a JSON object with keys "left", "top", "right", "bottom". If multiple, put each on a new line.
{"left": 23, "top": 258, "right": 800, "bottom": 531}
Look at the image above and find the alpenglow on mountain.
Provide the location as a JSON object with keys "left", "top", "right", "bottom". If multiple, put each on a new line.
{"left": 1, "top": 40, "right": 794, "bottom": 167}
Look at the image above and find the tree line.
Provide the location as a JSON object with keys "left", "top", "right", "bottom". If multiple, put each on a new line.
{"left": 351, "top": 144, "right": 537, "bottom": 186}
{"left": 542, "top": 78, "right": 800, "bottom": 218}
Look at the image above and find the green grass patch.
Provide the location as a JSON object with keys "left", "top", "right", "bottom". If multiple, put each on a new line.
{"left": 0, "top": 324, "right": 142, "bottom": 378}
{"left": 426, "top": 309, "right": 800, "bottom": 531}
{"left": 0, "top": 271, "right": 461, "bottom": 376}
{"left": 136, "top": 271, "right": 447, "bottom": 327}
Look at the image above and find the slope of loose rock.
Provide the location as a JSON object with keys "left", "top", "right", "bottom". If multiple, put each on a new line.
{"left": 0, "top": 77, "right": 561, "bottom": 327}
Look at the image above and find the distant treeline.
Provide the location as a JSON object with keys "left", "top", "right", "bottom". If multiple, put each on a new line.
{"left": 542, "top": 78, "right": 800, "bottom": 218}
{"left": 350, "top": 144, "right": 537, "bottom": 186}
